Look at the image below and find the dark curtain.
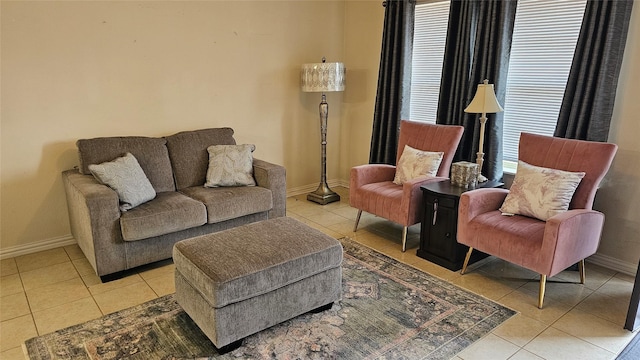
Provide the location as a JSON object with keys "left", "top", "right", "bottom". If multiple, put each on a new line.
{"left": 436, "top": 0, "right": 517, "bottom": 181}
{"left": 554, "top": 0, "right": 634, "bottom": 141}
{"left": 369, "top": 0, "right": 415, "bottom": 165}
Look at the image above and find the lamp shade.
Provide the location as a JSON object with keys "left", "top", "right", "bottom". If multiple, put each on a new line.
{"left": 464, "top": 80, "right": 504, "bottom": 114}
{"left": 301, "top": 59, "right": 345, "bottom": 93}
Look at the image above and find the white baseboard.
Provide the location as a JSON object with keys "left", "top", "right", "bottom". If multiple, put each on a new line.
{"left": 287, "top": 179, "right": 347, "bottom": 197}
{"left": 588, "top": 252, "right": 637, "bottom": 276}
{"left": 0, "top": 235, "right": 76, "bottom": 260}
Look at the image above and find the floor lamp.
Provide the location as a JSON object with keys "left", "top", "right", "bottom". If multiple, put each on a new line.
{"left": 301, "top": 57, "right": 346, "bottom": 205}
{"left": 464, "top": 79, "right": 504, "bottom": 182}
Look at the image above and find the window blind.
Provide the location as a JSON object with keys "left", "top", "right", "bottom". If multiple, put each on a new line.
{"left": 502, "top": 0, "right": 586, "bottom": 162}
{"left": 409, "top": 1, "right": 450, "bottom": 124}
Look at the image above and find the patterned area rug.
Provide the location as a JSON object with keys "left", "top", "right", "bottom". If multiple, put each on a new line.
{"left": 24, "top": 237, "right": 515, "bottom": 359}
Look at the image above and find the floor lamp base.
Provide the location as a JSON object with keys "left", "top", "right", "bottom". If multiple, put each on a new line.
{"left": 307, "top": 183, "right": 340, "bottom": 205}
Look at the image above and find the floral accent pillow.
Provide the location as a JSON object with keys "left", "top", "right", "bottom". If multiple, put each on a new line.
{"left": 88, "top": 153, "right": 156, "bottom": 212}
{"left": 500, "top": 160, "right": 585, "bottom": 221}
{"left": 205, "top": 144, "right": 256, "bottom": 187}
{"left": 393, "top": 145, "right": 443, "bottom": 185}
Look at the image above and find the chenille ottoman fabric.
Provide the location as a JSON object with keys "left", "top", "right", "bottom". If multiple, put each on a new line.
{"left": 173, "top": 217, "right": 343, "bottom": 348}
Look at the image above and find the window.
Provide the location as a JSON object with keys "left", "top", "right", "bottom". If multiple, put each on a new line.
{"left": 502, "top": 0, "right": 586, "bottom": 165}
{"left": 409, "top": 1, "right": 450, "bottom": 123}
{"left": 410, "top": 0, "right": 587, "bottom": 171}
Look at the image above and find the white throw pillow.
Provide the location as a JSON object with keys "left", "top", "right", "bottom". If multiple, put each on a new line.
{"left": 393, "top": 145, "right": 444, "bottom": 185}
{"left": 500, "top": 160, "right": 585, "bottom": 221}
{"left": 88, "top": 153, "right": 156, "bottom": 212}
{"left": 205, "top": 144, "right": 256, "bottom": 187}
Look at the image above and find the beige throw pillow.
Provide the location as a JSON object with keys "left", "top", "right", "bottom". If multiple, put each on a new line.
{"left": 205, "top": 144, "right": 256, "bottom": 187}
{"left": 88, "top": 153, "right": 156, "bottom": 212}
{"left": 393, "top": 145, "right": 444, "bottom": 185}
{"left": 500, "top": 160, "right": 585, "bottom": 221}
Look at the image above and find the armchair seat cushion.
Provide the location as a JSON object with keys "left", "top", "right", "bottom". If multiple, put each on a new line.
{"left": 466, "top": 210, "right": 545, "bottom": 272}
{"left": 181, "top": 186, "right": 273, "bottom": 224}
{"left": 120, "top": 192, "right": 207, "bottom": 241}
{"left": 352, "top": 181, "right": 403, "bottom": 224}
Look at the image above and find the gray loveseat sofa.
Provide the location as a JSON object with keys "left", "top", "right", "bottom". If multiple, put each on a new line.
{"left": 62, "top": 128, "right": 286, "bottom": 281}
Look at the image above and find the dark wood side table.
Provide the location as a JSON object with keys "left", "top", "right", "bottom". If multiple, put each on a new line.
{"left": 417, "top": 180, "right": 504, "bottom": 271}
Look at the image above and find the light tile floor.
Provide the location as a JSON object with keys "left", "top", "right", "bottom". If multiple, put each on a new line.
{"left": 0, "top": 187, "right": 636, "bottom": 359}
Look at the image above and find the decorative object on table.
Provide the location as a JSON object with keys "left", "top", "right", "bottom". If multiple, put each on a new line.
{"left": 463, "top": 79, "right": 504, "bottom": 182}
{"left": 450, "top": 161, "right": 480, "bottom": 189}
{"left": 24, "top": 237, "right": 515, "bottom": 360}
{"left": 301, "top": 57, "right": 346, "bottom": 205}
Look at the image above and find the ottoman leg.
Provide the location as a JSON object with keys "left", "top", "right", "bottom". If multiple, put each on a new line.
{"left": 216, "top": 339, "right": 243, "bottom": 355}
{"left": 308, "top": 302, "right": 334, "bottom": 314}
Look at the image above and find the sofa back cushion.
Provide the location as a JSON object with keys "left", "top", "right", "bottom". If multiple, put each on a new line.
{"left": 76, "top": 136, "right": 175, "bottom": 193}
{"left": 165, "top": 128, "right": 236, "bottom": 190}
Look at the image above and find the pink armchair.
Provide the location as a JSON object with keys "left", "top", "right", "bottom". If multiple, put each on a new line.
{"left": 457, "top": 133, "right": 618, "bottom": 308}
{"left": 350, "top": 120, "right": 464, "bottom": 252}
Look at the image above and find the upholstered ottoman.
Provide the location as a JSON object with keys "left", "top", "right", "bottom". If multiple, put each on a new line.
{"left": 173, "top": 217, "right": 343, "bottom": 353}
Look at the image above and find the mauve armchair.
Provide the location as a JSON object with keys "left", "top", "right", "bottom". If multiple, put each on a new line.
{"left": 350, "top": 120, "right": 464, "bottom": 252}
{"left": 457, "top": 133, "right": 618, "bottom": 308}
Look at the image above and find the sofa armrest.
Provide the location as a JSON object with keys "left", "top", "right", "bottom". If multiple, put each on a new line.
{"left": 543, "top": 209, "right": 605, "bottom": 276}
{"left": 252, "top": 158, "right": 286, "bottom": 218}
{"left": 401, "top": 176, "right": 448, "bottom": 226}
{"left": 350, "top": 164, "right": 396, "bottom": 189}
{"left": 62, "top": 169, "right": 126, "bottom": 277}
{"left": 458, "top": 188, "right": 510, "bottom": 224}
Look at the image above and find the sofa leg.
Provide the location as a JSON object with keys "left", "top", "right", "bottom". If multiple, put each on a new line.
{"left": 538, "top": 274, "right": 547, "bottom": 309}
{"left": 579, "top": 259, "right": 586, "bottom": 284}
{"left": 353, "top": 210, "right": 362, "bottom": 232}
{"left": 401, "top": 226, "right": 408, "bottom": 252}
{"left": 308, "top": 302, "right": 334, "bottom": 314}
{"left": 100, "top": 271, "right": 126, "bottom": 283}
{"left": 461, "top": 247, "right": 473, "bottom": 275}
{"left": 216, "top": 339, "right": 243, "bottom": 355}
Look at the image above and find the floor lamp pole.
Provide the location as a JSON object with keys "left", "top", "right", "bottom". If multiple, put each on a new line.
{"left": 307, "top": 92, "right": 340, "bottom": 205}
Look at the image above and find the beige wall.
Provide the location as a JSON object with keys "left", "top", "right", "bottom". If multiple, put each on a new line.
{"left": 3, "top": 0, "right": 640, "bottom": 274}
{"left": 594, "top": 2, "right": 640, "bottom": 272}
{"left": 341, "top": 0, "right": 384, "bottom": 180}
{"left": 1, "top": 0, "right": 346, "bottom": 252}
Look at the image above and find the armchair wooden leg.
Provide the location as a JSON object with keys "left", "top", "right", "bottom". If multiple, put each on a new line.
{"left": 578, "top": 259, "right": 586, "bottom": 284}
{"left": 461, "top": 247, "right": 473, "bottom": 275}
{"left": 353, "top": 210, "right": 362, "bottom": 232}
{"left": 538, "top": 274, "right": 547, "bottom": 309}
{"left": 401, "top": 226, "right": 408, "bottom": 252}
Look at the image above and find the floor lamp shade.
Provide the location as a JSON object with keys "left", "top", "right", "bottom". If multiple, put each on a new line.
{"left": 300, "top": 58, "right": 345, "bottom": 205}
{"left": 464, "top": 79, "right": 503, "bottom": 182}
{"left": 301, "top": 61, "right": 346, "bottom": 93}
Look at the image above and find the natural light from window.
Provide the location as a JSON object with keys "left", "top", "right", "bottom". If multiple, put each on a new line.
{"left": 502, "top": 0, "right": 586, "bottom": 164}
{"left": 409, "top": 1, "right": 450, "bottom": 124}
{"left": 410, "top": 0, "right": 587, "bottom": 172}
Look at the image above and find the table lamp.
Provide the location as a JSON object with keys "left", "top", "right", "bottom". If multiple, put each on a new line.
{"left": 464, "top": 79, "right": 504, "bottom": 182}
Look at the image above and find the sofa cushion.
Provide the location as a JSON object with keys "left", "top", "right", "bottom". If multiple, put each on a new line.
{"left": 120, "top": 192, "right": 207, "bottom": 241}
{"left": 88, "top": 153, "right": 156, "bottom": 212}
{"left": 77, "top": 136, "right": 175, "bottom": 193}
{"left": 165, "top": 128, "right": 236, "bottom": 190}
{"left": 181, "top": 186, "right": 272, "bottom": 224}
{"left": 205, "top": 144, "right": 256, "bottom": 188}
